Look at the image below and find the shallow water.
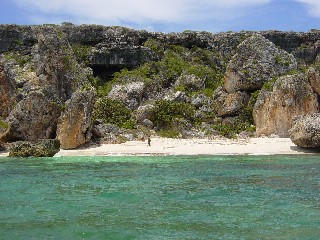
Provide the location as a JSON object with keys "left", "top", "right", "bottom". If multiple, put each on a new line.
{"left": 1, "top": 155, "right": 320, "bottom": 239}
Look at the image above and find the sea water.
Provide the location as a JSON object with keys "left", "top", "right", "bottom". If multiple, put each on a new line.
{"left": 0, "top": 155, "right": 320, "bottom": 239}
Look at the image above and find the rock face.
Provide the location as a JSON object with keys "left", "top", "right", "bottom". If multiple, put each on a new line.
{"left": 108, "top": 81, "right": 145, "bottom": 109}
{"left": 0, "top": 91, "right": 61, "bottom": 142}
{"left": 253, "top": 74, "right": 319, "bottom": 137}
{"left": 0, "top": 25, "right": 320, "bottom": 143}
{"left": 217, "top": 91, "right": 250, "bottom": 117}
{"left": 9, "top": 139, "right": 60, "bottom": 157}
{"left": 57, "top": 87, "right": 96, "bottom": 149}
{"left": 0, "top": 61, "right": 16, "bottom": 117}
{"left": 224, "top": 34, "right": 297, "bottom": 93}
{"left": 33, "top": 26, "right": 92, "bottom": 102}
{"left": 289, "top": 114, "right": 320, "bottom": 148}
{"left": 307, "top": 67, "right": 320, "bottom": 95}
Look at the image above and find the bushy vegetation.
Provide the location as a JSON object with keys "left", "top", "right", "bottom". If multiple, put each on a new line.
{"left": 99, "top": 43, "right": 224, "bottom": 97}
{"left": 93, "top": 97, "right": 134, "bottom": 129}
{"left": 3, "top": 52, "right": 31, "bottom": 67}
{"left": 0, "top": 119, "right": 8, "bottom": 130}
{"left": 211, "top": 119, "right": 256, "bottom": 138}
{"left": 71, "top": 44, "right": 91, "bottom": 65}
{"left": 150, "top": 100, "right": 196, "bottom": 128}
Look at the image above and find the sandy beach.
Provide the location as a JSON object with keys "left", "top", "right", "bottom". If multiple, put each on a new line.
{"left": 0, "top": 137, "right": 317, "bottom": 157}
{"left": 51, "top": 137, "right": 319, "bottom": 157}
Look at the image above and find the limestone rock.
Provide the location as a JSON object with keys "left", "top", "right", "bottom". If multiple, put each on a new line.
{"left": 0, "top": 91, "right": 61, "bottom": 142}
{"left": 108, "top": 81, "right": 145, "bottom": 109}
{"left": 57, "top": 87, "right": 96, "bottom": 149}
{"left": 191, "top": 94, "right": 209, "bottom": 108}
{"left": 142, "top": 119, "right": 154, "bottom": 128}
{"left": 92, "top": 123, "right": 120, "bottom": 138}
{"left": 9, "top": 139, "right": 60, "bottom": 157}
{"left": 307, "top": 66, "right": 320, "bottom": 95}
{"left": 0, "top": 60, "right": 16, "bottom": 117}
{"left": 134, "top": 104, "right": 154, "bottom": 122}
{"left": 164, "top": 90, "right": 189, "bottom": 103}
{"left": 217, "top": 91, "right": 250, "bottom": 117}
{"left": 224, "top": 34, "right": 297, "bottom": 93}
{"left": 175, "top": 74, "right": 204, "bottom": 91}
{"left": 33, "top": 26, "right": 92, "bottom": 103}
{"left": 253, "top": 73, "right": 318, "bottom": 137}
{"left": 289, "top": 114, "right": 320, "bottom": 148}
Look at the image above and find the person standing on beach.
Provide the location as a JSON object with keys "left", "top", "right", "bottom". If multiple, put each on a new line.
{"left": 148, "top": 137, "right": 151, "bottom": 146}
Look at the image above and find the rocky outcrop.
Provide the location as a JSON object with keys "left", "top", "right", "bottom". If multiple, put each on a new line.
{"left": 217, "top": 91, "right": 250, "bottom": 117}
{"left": 307, "top": 66, "right": 320, "bottom": 95}
{"left": 0, "top": 91, "right": 61, "bottom": 142}
{"left": 175, "top": 74, "right": 204, "bottom": 91}
{"left": 0, "top": 25, "right": 36, "bottom": 53}
{"left": 253, "top": 73, "right": 319, "bottom": 137}
{"left": 134, "top": 104, "right": 154, "bottom": 122}
{"left": 224, "top": 34, "right": 297, "bottom": 93}
{"left": 8, "top": 139, "right": 60, "bottom": 157}
{"left": 57, "top": 87, "right": 96, "bottom": 149}
{"left": 0, "top": 61, "right": 15, "bottom": 117}
{"left": 108, "top": 81, "right": 145, "bottom": 109}
{"left": 33, "top": 26, "right": 92, "bottom": 103}
{"left": 289, "top": 114, "right": 320, "bottom": 148}
{"left": 0, "top": 25, "right": 319, "bottom": 143}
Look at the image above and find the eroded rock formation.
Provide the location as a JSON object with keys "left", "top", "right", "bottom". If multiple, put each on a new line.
{"left": 289, "top": 113, "right": 320, "bottom": 148}
{"left": 0, "top": 24, "right": 319, "bottom": 149}
{"left": 57, "top": 87, "right": 96, "bottom": 149}
{"left": 224, "top": 34, "right": 297, "bottom": 93}
{"left": 253, "top": 74, "right": 319, "bottom": 137}
{"left": 9, "top": 139, "right": 60, "bottom": 157}
{"left": 1, "top": 91, "right": 61, "bottom": 142}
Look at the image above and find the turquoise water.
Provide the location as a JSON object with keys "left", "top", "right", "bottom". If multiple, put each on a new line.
{"left": 1, "top": 155, "right": 320, "bottom": 239}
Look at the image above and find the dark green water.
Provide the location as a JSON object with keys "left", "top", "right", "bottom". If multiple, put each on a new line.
{"left": 1, "top": 155, "right": 320, "bottom": 239}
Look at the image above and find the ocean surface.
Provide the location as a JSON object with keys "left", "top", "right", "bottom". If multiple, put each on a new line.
{"left": 0, "top": 155, "right": 320, "bottom": 239}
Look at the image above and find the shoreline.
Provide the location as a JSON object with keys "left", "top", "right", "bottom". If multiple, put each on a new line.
{"left": 54, "top": 137, "right": 319, "bottom": 157}
{"left": 0, "top": 137, "right": 318, "bottom": 158}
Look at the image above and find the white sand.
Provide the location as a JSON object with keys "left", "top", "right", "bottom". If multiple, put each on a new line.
{"left": 0, "top": 137, "right": 316, "bottom": 158}
{"left": 53, "top": 137, "right": 318, "bottom": 157}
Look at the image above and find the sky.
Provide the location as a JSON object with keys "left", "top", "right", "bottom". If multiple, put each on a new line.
{"left": 0, "top": 0, "right": 319, "bottom": 33}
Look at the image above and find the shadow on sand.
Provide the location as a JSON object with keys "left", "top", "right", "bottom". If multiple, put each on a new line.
{"left": 290, "top": 146, "right": 320, "bottom": 154}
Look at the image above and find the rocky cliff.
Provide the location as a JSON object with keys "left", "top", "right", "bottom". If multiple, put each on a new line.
{"left": 0, "top": 24, "right": 319, "bottom": 149}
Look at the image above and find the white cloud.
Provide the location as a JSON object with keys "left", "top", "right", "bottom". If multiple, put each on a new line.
{"left": 13, "top": 0, "right": 273, "bottom": 25}
{"left": 294, "top": 0, "right": 320, "bottom": 17}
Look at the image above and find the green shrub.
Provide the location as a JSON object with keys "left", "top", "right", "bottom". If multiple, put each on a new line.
{"left": 72, "top": 44, "right": 91, "bottom": 65}
{"left": 150, "top": 100, "right": 195, "bottom": 128}
{"left": 211, "top": 120, "right": 255, "bottom": 138}
{"left": 93, "top": 97, "right": 132, "bottom": 128}
{"left": 0, "top": 120, "right": 8, "bottom": 130}
{"left": 157, "top": 129, "right": 180, "bottom": 138}
{"left": 143, "top": 38, "right": 164, "bottom": 56}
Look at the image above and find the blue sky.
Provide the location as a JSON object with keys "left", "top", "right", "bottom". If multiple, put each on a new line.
{"left": 0, "top": 0, "right": 319, "bottom": 33}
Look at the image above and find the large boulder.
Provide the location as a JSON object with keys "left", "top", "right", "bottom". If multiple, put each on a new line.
{"left": 289, "top": 114, "right": 320, "bottom": 148}
{"left": 0, "top": 91, "right": 61, "bottom": 142}
{"left": 253, "top": 73, "right": 319, "bottom": 137}
{"left": 224, "top": 34, "right": 297, "bottom": 93}
{"left": 9, "top": 139, "right": 60, "bottom": 157}
{"left": 108, "top": 81, "right": 145, "bottom": 109}
{"left": 57, "top": 87, "right": 96, "bottom": 149}
{"left": 217, "top": 91, "right": 250, "bottom": 117}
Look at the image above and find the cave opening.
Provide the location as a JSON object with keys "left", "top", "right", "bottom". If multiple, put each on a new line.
{"left": 90, "top": 65, "right": 124, "bottom": 83}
